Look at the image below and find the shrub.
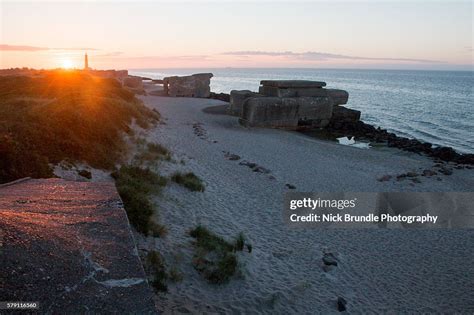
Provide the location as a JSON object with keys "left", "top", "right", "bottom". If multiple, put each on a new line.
{"left": 145, "top": 251, "right": 168, "bottom": 292}
{"left": 134, "top": 142, "right": 171, "bottom": 164}
{"left": 171, "top": 172, "right": 205, "bottom": 192}
{"left": 113, "top": 165, "right": 166, "bottom": 235}
{"left": 189, "top": 225, "right": 240, "bottom": 284}
{"left": 0, "top": 70, "right": 159, "bottom": 184}
{"left": 234, "top": 232, "right": 245, "bottom": 251}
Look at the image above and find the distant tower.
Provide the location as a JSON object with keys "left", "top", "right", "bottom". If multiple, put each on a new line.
{"left": 84, "top": 53, "right": 89, "bottom": 70}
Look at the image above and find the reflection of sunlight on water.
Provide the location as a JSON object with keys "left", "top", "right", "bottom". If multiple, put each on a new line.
{"left": 337, "top": 136, "right": 371, "bottom": 149}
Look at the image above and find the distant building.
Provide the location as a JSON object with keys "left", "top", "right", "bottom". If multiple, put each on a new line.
{"left": 84, "top": 53, "right": 90, "bottom": 70}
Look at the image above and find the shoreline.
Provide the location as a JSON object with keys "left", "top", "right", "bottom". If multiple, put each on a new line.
{"left": 208, "top": 92, "right": 474, "bottom": 164}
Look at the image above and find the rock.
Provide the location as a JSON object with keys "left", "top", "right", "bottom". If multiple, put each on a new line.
{"left": 322, "top": 253, "right": 338, "bottom": 266}
{"left": 230, "top": 90, "right": 262, "bottom": 116}
{"left": 285, "top": 184, "right": 296, "bottom": 189}
{"left": 439, "top": 167, "right": 453, "bottom": 175}
{"left": 432, "top": 147, "right": 458, "bottom": 162}
{"left": 239, "top": 160, "right": 257, "bottom": 168}
{"left": 337, "top": 297, "right": 347, "bottom": 312}
{"left": 163, "top": 73, "right": 213, "bottom": 98}
{"left": 406, "top": 172, "right": 418, "bottom": 177}
{"left": 77, "top": 169, "right": 92, "bottom": 179}
{"left": 253, "top": 166, "right": 271, "bottom": 174}
{"left": 421, "top": 169, "right": 437, "bottom": 176}
{"left": 260, "top": 80, "right": 326, "bottom": 88}
{"left": 396, "top": 174, "right": 407, "bottom": 181}
{"left": 377, "top": 175, "right": 392, "bottom": 182}
{"left": 223, "top": 151, "right": 241, "bottom": 161}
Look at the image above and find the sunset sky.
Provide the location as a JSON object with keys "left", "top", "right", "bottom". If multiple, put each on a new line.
{"left": 1, "top": 1, "right": 472, "bottom": 70}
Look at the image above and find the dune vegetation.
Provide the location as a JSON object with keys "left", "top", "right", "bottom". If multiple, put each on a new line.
{"left": 0, "top": 70, "right": 159, "bottom": 183}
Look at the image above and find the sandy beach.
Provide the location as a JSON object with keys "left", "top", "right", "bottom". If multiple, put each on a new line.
{"left": 134, "top": 87, "right": 474, "bottom": 313}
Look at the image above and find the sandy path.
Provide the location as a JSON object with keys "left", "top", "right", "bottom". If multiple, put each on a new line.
{"left": 138, "top": 93, "right": 474, "bottom": 314}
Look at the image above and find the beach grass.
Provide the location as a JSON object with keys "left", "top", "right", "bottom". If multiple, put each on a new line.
{"left": 0, "top": 70, "right": 159, "bottom": 184}
{"left": 112, "top": 165, "right": 167, "bottom": 236}
{"left": 145, "top": 251, "right": 168, "bottom": 292}
{"left": 134, "top": 142, "right": 172, "bottom": 164}
{"left": 171, "top": 172, "right": 205, "bottom": 192}
{"left": 189, "top": 225, "right": 248, "bottom": 284}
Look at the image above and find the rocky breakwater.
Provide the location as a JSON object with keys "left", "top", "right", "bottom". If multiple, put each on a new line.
{"left": 230, "top": 80, "right": 357, "bottom": 129}
{"left": 163, "top": 73, "right": 213, "bottom": 98}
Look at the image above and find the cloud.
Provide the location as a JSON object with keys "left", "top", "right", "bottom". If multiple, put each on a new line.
{"left": 221, "top": 50, "right": 443, "bottom": 64}
{"left": 94, "top": 51, "right": 123, "bottom": 57}
{"left": 0, "top": 44, "right": 48, "bottom": 51}
{"left": 0, "top": 44, "right": 97, "bottom": 51}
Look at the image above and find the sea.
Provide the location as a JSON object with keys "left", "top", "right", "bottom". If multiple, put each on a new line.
{"left": 130, "top": 68, "right": 474, "bottom": 154}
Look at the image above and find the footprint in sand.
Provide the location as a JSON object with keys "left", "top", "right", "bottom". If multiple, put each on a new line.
{"left": 192, "top": 122, "right": 218, "bottom": 143}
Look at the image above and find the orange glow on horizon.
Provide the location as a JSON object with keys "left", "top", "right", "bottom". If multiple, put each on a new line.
{"left": 60, "top": 59, "right": 75, "bottom": 69}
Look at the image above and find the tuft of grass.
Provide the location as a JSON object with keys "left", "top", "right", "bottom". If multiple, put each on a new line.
{"left": 189, "top": 225, "right": 246, "bottom": 284}
{"left": 149, "top": 221, "right": 168, "bottom": 238}
{"left": 234, "top": 232, "right": 245, "bottom": 251}
{"left": 134, "top": 142, "right": 171, "bottom": 164}
{"left": 112, "top": 165, "right": 166, "bottom": 236}
{"left": 168, "top": 266, "right": 183, "bottom": 283}
{"left": 171, "top": 172, "right": 205, "bottom": 192}
{"left": 147, "top": 142, "right": 170, "bottom": 157}
{"left": 247, "top": 244, "right": 253, "bottom": 253}
{"left": 145, "top": 251, "right": 168, "bottom": 292}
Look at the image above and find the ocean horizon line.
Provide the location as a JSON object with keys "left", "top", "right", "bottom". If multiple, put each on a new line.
{"left": 129, "top": 67, "right": 473, "bottom": 73}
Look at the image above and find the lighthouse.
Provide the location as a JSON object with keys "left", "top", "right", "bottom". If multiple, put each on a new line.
{"left": 84, "top": 53, "right": 90, "bottom": 70}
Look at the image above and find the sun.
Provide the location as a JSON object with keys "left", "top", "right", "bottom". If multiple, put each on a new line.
{"left": 61, "top": 59, "right": 74, "bottom": 69}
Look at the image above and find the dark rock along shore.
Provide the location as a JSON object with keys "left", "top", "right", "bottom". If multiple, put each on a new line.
{"left": 209, "top": 92, "right": 474, "bottom": 165}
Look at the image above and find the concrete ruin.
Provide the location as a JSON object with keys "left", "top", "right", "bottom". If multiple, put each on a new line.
{"left": 230, "top": 80, "right": 358, "bottom": 129}
{"left": 163, "top": 73, "right": 213, "bottom": 98}
{"left": 0, "top": 178, "right": 157, "bottom": 313}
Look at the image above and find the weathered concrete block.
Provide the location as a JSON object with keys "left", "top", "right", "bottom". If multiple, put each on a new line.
{"left": 241, "top": 97, "right": 299, "bottom": 128}
{"left": 258, "top": 86, "right": 348, "bottom": 104}
{"left": 230, "top": 90, "right": 262, "bottom": 116}
{"left": 327, "top": 89, "right": 349, "bottom": 105}
{"left": 123, "top": 76, "right": 143, "bottom": 89}
{"left": 260, "top": 80, "right": 326, "bottom": 88}
{"left": 331, "top": 106, "right": 361, "bottom": 123}
{"left": 163, "top": 73, "right": 213, "bottom": 98}
{"left": 296, "top": 97, "right": 333, "bottom": 128}
{"left": 259, "top": 86, "right": 296, "bottom": 97}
